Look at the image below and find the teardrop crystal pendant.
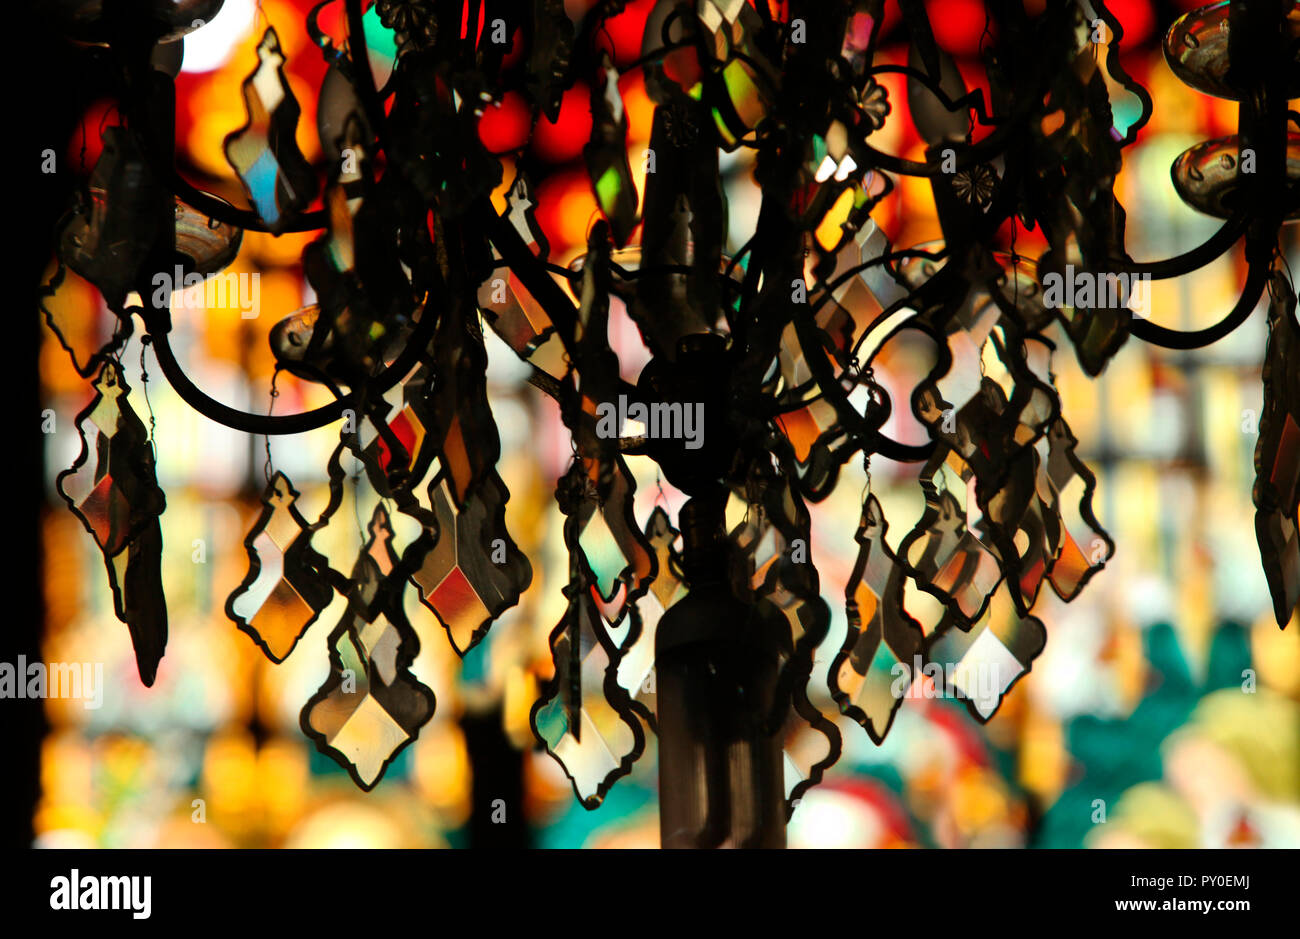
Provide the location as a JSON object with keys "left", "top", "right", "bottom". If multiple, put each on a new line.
{"left": 224, "top": 27, "right": 317, "bottom": 232}
{"left": 56, "top": 361, "right": 168, "bottom": 685}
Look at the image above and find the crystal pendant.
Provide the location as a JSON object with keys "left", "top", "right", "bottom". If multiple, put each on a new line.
{"left": 1254, "top": 273, "right": 1300, "bottom": 627}
{"left": 226, "top": 472, "right": 334, "bottom": 663}
{"left": 301, "top": 506, "right": 435, "bottom": 789}
{"left": 57, "top": 361, "right": 168, "bottom": 685}
{"left": 224, "top": 28, "right": 317, "bottom": 233}
{"left": 830, "top": 493, "right": 927, "bottom": 743}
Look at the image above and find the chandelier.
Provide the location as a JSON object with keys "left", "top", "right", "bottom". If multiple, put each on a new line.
{"left": 39, "top": 0, "right": 1298, "bottom": 848}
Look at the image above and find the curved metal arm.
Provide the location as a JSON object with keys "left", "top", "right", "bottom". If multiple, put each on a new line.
{"left": 856, "top": 2, "right": 1078, "bottom": 179}
{"left": 856, "top": 125, "right": 1015, "bottom": 177}
{"left": 1109, "top": 212, "right": 1249, "bottom": 280}
{"left": 140, "top": 301, "right": 438, "bottom": 434}
{"left": 1128, "top": 250, "right": 1269, "bottom": 349}
{"left": 790, "top": 291, "right": 935, "bottom": 465}
{"left": 172, "top": 170, "right": 326, "bottom": 233}
{"left": 132, "top": 0, "right": 435, "bottom": 435}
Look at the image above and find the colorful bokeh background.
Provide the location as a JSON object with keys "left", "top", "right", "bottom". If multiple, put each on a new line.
{"left": 35, "top": 0, "right": 1300, "bottom": 847}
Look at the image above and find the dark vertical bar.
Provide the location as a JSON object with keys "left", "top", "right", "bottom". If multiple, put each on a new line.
{"left": 8, "top": 4, "right": 98, "bottom": 848}
{"left": 655, "top": 498, "right": 787, "bottom": 849}
{"left": 461, "top": 707, "right": 529, "bottom": 847}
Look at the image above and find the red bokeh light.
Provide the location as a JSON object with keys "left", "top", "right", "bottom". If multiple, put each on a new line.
{"left": 1106, "top": 0, "right": 1156, "bottom": 47}
{"left": 531, "top": 83, "right": 592, "bottom": 163}
{"left": 599, "top": 0, "right": 656, "bottom": 67}
{"left": 926, "top": 0, "right": 991, "bottom": 58}
{"left": 67, "top": 99, "right": 117, "bottom": 174}
{"left": 478, "top": 90, "right": 532, "bottom": 154}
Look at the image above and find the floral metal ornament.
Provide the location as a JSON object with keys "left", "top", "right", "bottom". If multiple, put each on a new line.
{"left": 57, "top": 360, "right": 168, "bottom": 686}
{"left": 225, "top": 472, "right": 335, "bottom": 664}
{"left": 376, "top": 0, "right": 438, "bottom": 53}
{"left": 951, "top": 163, "right": 998, "bottom": 209}
{"left": 301, "top": 505, "right": 435, "bottom": 790}
{"left": 857, "top": 77, "right": 891, "bottom": 133}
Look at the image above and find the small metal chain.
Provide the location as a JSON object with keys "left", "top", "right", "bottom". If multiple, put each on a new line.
{"left": 351, "top": 469, "right": 366, "bottom": 546}
{"left": 263, "top": 368, "right": 281, "bottom": 485}
{"left": 139, "top": 336, "right": 158, "bottom": 462}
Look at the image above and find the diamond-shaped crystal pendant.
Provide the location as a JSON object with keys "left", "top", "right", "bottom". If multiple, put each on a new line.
{"left": 302, "top": 506, "right": 435, "bottom": 790}
{"left": 226, "top": 472, "right": 333, "bottom": 663}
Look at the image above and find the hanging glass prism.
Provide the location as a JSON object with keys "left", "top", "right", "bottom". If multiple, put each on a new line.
{"left": 56, "top": 126, "right": 166, "bottom": 312}
{"left": 301, "top": 505, "right": 435, "bottom": 789}
{"left": 568, "top": 455, "right": 656, "bottom": 616}
{"left": 56, "top": 360, "right": 168, "bottom": 685}
{"left": 782, "top": 678, "right": 842, "bottom": 817}
{"left": 830, "top": 492, "right": 927, "bottom": 743}
{"left": 1041, "top": 418, "right": 1113, "bottom": 602}
{"left": 585, "top": 53, "right": 638, "bottom": 247}
{"left": 348, "top": 360, "right": 437, "bottom": 519}
{"left": 406, "top": 280, "right": 532, "bottom": 652}
{"left": 898, "top": 453, "right": 1003, "bottom": 625}
{"left": 409, "top": 474, "right": 531, "bottom": 656}
{"left": 1254, "top": 272, "right": 1300, "bottom": 628}
{"left": 531, "top": 568, "right": 645, "bottom": 809}
{"left": 224, "top": 28, "right": 317, "bottom": 233}
{"left": 614, "top": 506, "right": 687, "bottom": 725}
{"left": 925, "top": 585, "right": 1047, "bottom": 722}
{"left": 226, "top": 471, "right": 335, "bottom": 663}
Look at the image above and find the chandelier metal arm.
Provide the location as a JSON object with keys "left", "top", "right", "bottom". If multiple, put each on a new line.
{"left": 871, "top": 431, "right": 937, "bottom": 463}
{"left": 139, "top": 300, "right": 440, "bottom": 434}
{"left": 1127, "top": 246, "right": 1270, "bottom": 349}
{"left": 1109, "top": 212, "right": 1249, "bottom": 280}
{"left": 790, "top": 294, "right": 935, "bottom": 464}
{"left": 857, "top": 1, "right": 1075, "bottom": 178}
{"left": 170, "top": 170, "right": 327, "bottom": 233}
{"left": 857, "top": 128, "right": 1010, "bottom": 178}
